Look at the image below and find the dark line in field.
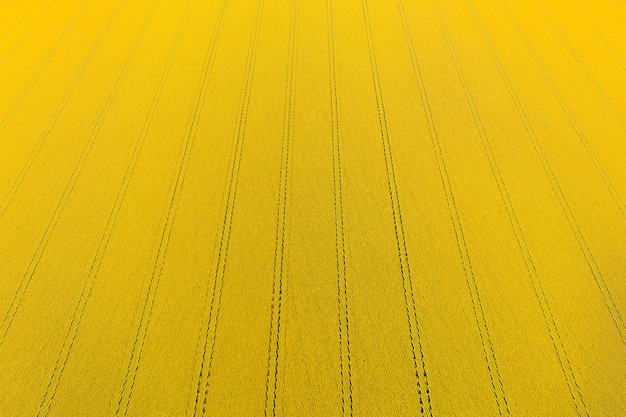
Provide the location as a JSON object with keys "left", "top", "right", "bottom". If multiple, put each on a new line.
{"left": 263, "top": 1, "right": 297, "bottom": 415}
{"left": 34, "top": 0, "right": 195, "bottom": 415}
{"left": 495, "top": 0, "right": 626, "bottom": 221}
{"left": 328, "top": 0, "right": 353, "bottom": 414}
{"left": 473, "top": 0, "right": 626, "bottom": 347}
{"left": 198, "top": 1, "right": 262, "bottom": 412}
{"left": 429, "top": 1, "right": 511, "bottom": 414}
{"left": 535, "top": 0, "right": 626, "bottom": 132}
{"left": 0, "top": 0, "right": 60, "bottom": 71}
{"left": 187, "top": 1, "right": 265, "bottom": 415}
{"left": 0, "top": 0, "right": 93, "bottom": 134}
{"left": 0, "top": 0, "right": 159, "bottom": 350}
{"left": 113, "top": 1, "right": 228, "bottom": 415}
{"left": 0, "top": 0, "right": 129, "bottom": 220}
{"left": 567, "top": 0, "right": 626, "bottom": 70}
{"left": 363, "top": 0, "right": 434, "bottom": 414}
{"left": 434, "top": 0, "right": 592, "bottom": 414}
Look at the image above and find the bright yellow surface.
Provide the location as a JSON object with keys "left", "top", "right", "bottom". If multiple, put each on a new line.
{"left": 0, "top": 0, "right": 625, "bottom": 416}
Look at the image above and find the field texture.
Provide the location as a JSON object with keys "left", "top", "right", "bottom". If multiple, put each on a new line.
{"left": 0, "top": 0, "right": 625, "bottom": 415}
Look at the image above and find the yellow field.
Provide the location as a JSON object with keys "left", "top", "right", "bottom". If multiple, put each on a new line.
{"left": 0, "top": 0, "right": 625, "bottom": 415}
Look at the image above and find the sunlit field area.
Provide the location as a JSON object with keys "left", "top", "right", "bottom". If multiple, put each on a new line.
{"left": 0, "top": 0, "right": 624, "bottom": 415}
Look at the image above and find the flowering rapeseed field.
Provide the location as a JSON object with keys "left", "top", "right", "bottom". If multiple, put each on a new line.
{"left": 0, "top": 0, "right": 624, "bottom": 415}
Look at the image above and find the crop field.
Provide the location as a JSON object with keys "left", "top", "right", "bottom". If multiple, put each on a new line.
{"left": 0, "top": 0, "right": 625, "bottom": 415}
